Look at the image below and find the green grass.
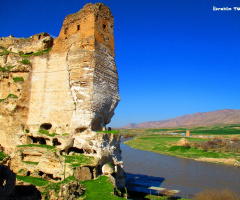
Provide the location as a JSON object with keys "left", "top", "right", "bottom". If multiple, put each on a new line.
{"left": 97, "top": 130, "right": 120, "bottom": 134}
{"left": 19, "top": 48, "right": 52, "bottom": 57}
{"left": 125, "top": 134, "right": 237, "bottom": 160}
{"left": 0, "top": 65, "right": 15, "bottom": 72}
{"left": 22, "top": 161, "right": 38, "bottom": 165}
{"left": 0, "top": 46, "right": 10, "bottom": 56}
{"left": 41, "top": 176, "right": 76, "bottom": 196}
{"left": 21, "top": 59, "right": 31, "bottom": 65}
{"left": 18, "top": 169, "right": 24, "bottom": 173}
{"left": 63, "top": 154, "right": 94, "bottom": 167}
{"left": 143, "top": 124, "right": 240, "bottom": 135}
{"left": 38, "top": 129, "right": 58, "bottom": 137}
{"left": 0, "top": 93, "right": 18, "bottom": 102}
{"left": 106, "top": 163, "right": 114, "bottom": 169}
{"left": 62, "top": 133, "right": 69, "bottom": 136}
{"left": 17, "top": 144, "right": 56, "bottom": 150}
{"left": 81, "top": 176, "right": 123, "bottom": 200}
{"left": 13, "top": 76, "right": 24, "bottom": 82}
{"left": 16, "top": 175, "right": 48, "bottom": 186}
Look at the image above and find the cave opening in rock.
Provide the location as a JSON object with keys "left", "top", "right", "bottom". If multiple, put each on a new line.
{"left": 27, "top": 136, "right": 48, "bottom": 145}
{"left": 40, "top": 123, "right": 52, "bottom": 130}
{"left": 27, "top": 171, "right": 31, "bottom": 176}
{"left": 84, "top": 149, "right": 91, "bottom": 154}
{"left": 97, "top": 165, "right": 102, "bottom": 176}
{"left": 67, "top": 147, "right": 84, "bottom": 155}
{"left": 75, "top": 127, "right": 87, "bottom": 133}
{"left": 52, "top": 138, "right": 61, "bottom": 146}
{"left": 38, "top": 138, "right": 46, "bottom": 145}
{"left": 103, "top": 24, "right": 106, "bottom": 30}
{"left": 28, "top": 136, "right": 37, "bottom": 144}
{"left": 46, "top": 173, "right": 61, "bottom": 181}
{"left": 38, "top": 171, "right": 44, "bottom": 176}
{"left": 38, "top": 171, "right": 61, "bottom": 181}
{"left": 64, "top": 28, "right": 68, "bottom": 34}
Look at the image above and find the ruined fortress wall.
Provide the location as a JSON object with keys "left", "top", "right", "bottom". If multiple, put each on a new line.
{"left": 27, "top": 3, "right": 120, "bottom": 134}
{"left": 0, "top": 3, "right": 120, "bottom": 151}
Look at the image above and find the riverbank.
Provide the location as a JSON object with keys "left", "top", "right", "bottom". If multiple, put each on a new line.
{"left": 124, "top": 134, "right": 240, "bottom": 166}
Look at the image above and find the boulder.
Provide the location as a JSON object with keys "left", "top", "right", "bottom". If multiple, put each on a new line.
{"left": 102, "top": 163, "right": 114, "bottom": 175}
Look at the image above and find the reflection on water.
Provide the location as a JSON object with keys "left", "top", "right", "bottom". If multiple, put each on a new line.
{"left": 126, "top": 173, "right": 165, "bottom": 195}
{"left": 121, "top": 138, "right": 240, "bottom": 198}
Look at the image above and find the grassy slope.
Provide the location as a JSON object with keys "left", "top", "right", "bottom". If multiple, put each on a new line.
{"left": 80, "top": 176, "right": 123, "bottom": 200}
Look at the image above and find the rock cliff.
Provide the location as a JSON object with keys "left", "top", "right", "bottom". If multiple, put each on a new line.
{"left": 0, "top": 3, "right": 124, "bottom": 193}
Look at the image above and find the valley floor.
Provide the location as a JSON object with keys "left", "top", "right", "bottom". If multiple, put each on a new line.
{"left": 121, "top": 124, "right": 240, "bottom": 166}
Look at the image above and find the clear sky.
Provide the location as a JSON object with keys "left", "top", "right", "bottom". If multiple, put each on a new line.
{"left": 1, "top": 0, "right": 240, "bottom": 127}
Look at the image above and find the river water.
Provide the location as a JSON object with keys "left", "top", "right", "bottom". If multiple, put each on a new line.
{"left": 121, "top": 138, "right": 240, "bottom": 198}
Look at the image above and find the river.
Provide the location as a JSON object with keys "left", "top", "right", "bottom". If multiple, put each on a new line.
{"left": 121, "top": 138, "right": 240, "bottom": 198}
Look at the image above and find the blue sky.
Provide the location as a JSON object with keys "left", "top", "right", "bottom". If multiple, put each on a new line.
{"left": 1, "top": 0, "right": 240, "bottom": 127}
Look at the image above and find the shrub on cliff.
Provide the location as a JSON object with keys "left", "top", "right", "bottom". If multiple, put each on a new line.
{"left": 21, "top": 59, "right": 31, "bottom": 65}
{"left": 0, "top": 46, "right": 10, "bottom": 56}
{"left": 0, "top": 94, "right": 18, "bottom": 102}
{"left": 0, "top": 65, "right": 15, "bottom": 72}
{"left": 0, "top": 151, "right": 8, "bottom": 161}
{"left": 13, "top": 77, "right": 24, "bottom": 82}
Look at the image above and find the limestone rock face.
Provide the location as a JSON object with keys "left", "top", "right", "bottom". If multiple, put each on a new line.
{"left": 26, "top": 3, "right": 120, "bottom": 135}
{"left": 0, "top": 3, "right": 125, "bottom": 190}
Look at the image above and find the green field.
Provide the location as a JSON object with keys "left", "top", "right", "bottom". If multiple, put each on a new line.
{"left": 123, "top": 124, "right": 240, "bottom": 165}
{"left": 120, "top": 124, "right": 240, "bottom": 136}
{"left": 143, "top": 124, "right": 240, "bottom": 135}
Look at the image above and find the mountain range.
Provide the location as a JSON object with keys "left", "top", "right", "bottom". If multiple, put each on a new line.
{"left": 122, "top": 109, "right": 240, "bottom": 129}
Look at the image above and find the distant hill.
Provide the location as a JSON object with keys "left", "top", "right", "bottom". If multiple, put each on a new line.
{"left": 122, "top": 109, "right": 240, "bottom": 129}
{"left": 123, "top": 123, "right": 138, "bottom": 129}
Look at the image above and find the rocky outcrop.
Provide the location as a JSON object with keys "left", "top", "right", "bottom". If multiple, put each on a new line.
{"left": 74, "top": 166, "right": 92, "bottom": 181}
{"left": 177, "top": 138, "right": 190, "bottom": 147}
{"left": 0, "top": 2, "right": 125, "bottom": 192}
{"left": 102, "top": 163, "right": 114, "bottom": 175}
{"left": 42, "top": 181, "right": 85, "bottom": 200}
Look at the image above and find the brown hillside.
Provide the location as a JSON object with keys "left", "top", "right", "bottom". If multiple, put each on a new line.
{"left": 123, "top": 109, "right": 240, "bottom": 129}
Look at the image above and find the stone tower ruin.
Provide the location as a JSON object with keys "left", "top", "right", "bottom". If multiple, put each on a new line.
{"left": 27, "top": 3, "right": 120, "bottom": 135}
